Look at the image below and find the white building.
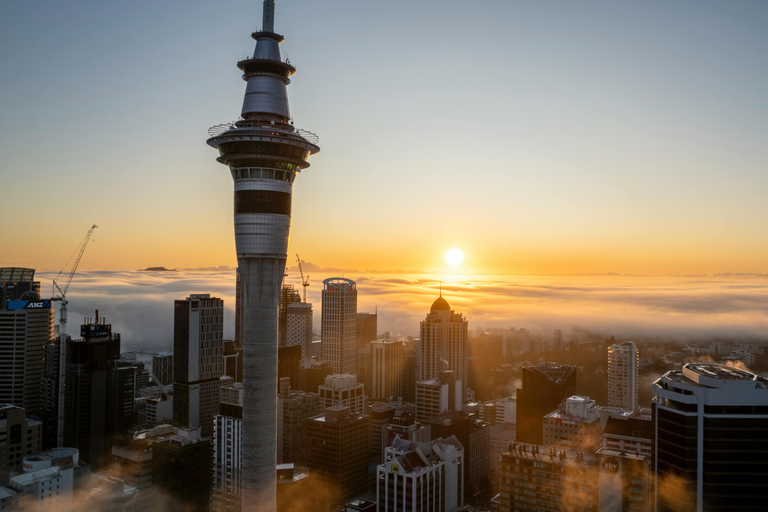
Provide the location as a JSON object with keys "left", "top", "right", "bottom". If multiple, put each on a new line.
{"left": 212, "top": 383, "right": 243, "bottom": 512}
{"left": 418, "top": 296, "right": 468, "bottom": 397}
{"left": 495, "top": 396, "right": 517, "bottom": 425}
{"left": 377, "top": 435, "right": 464, "bottom": 512}
{"left": 145, "top": 393, "right": 173, "bottom": 426}
{"left": 318, "top": 374, "right": 365, "bottom": 415}
{"left": 416, "top": 371, "right": 462, "bottom": 422}
{"left": 8, "top": 447, "right": 78, "bottom": 512}
{"left": 321, "top": 278, "right": 357, "bottom": 375}
{"left": 608, "top": 341, "right": 639, "bottom": 412}
{"left": 87, "top": 476, "right": 139, "bottom": 511}
{"left": 286, "top": 302, "right": 313, "bottom": 358}
{"left": 370, "top": 339, "right": 406, "bottom": 400}
{"left": 543, "top": 395, "right": 602, "bottom": 451}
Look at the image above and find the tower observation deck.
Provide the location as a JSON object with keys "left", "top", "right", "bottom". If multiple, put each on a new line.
{"left": 206, "top": 1, "right": 319, "bottom": 510}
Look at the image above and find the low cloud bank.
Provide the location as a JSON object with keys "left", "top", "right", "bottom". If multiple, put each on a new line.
{"left": 37, "top": 271, "right": 768, "bottom": 350}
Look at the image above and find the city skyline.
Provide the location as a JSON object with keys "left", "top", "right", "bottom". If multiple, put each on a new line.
{"left": 3, "top": 1, "right": 768, "bottom": 275}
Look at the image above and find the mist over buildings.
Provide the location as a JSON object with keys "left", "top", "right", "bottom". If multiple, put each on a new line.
{"left": 36, "top": 269, "right": 768, "bottom": 351}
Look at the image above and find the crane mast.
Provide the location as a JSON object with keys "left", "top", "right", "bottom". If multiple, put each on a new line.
{"left": 53, "top": 224, "right": 97, "bottom": 447}
{"left": 296, "top": 254, "right": 309, "bottom": 303}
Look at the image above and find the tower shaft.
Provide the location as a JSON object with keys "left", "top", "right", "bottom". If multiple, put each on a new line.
{"left": 207, "top": 1, "right": 319, "bottom": 509}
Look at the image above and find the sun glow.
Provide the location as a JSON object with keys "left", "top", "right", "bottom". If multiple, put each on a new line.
{"left": 445, "top": 248, "right": 464, "bottom": 267}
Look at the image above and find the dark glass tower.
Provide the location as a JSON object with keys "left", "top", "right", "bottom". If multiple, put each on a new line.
{"left": 206, "top": 1, "right": 319, "bottom": 509}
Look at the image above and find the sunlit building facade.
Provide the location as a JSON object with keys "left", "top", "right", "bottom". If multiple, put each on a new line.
{"left": 418, "top": 295, "right": 468, "bottom": 396}
{"left": 321, "top": 278, "right": 357, "bottom": 375}
{"left": 608, "top": 341, "right": 639, "bottom": 412}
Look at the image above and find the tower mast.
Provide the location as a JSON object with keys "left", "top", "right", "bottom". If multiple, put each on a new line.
{"left": 207, "top": 1, "right": 319, "bottom": 510}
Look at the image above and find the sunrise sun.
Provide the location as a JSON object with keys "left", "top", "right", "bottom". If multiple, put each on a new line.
{"left": 445, "top": 248, "right": 464, "bottom": 267}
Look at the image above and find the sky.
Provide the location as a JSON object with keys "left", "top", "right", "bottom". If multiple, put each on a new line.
{"left": 2, "top": 1, "right": 768, "bottom": 276}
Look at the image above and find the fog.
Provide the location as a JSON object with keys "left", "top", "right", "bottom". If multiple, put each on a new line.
{"left": 35, "top": 269, "right": 768, "bottom": 351}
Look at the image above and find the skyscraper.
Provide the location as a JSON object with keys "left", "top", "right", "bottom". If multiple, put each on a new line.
{"left": 173, "top": 294, "right": 224, "bottom": 439}
{"left": 286, "top": 302, "right": 313, "bottom": 357}
{"left": 370, "top": 339, "right": 406, "bottom": 400}
{"left": 206, "top": 0, "right": 320, "bottom": 507}
{"left": 418, "top": 295, "right": 468, "bottom": 396}
{"left": 515, "top": 363, "right": 577, "bottom": 445}
{"left": 652, "top": 363, "right": 768, "bottom": 512}
{"left": 0, "top": 295, "right": 53, "bottom": 416}
{"left": 321, "top": 278, "right": 357, "bottom": 375}
{"left": 213, "top": 383, "right": 243, "bottom": 512}
{"left": 607, "top": 341, "right": 639, "bottom": 412}
{"left": 278, "top": 284, "right": 301, "bottom": 347}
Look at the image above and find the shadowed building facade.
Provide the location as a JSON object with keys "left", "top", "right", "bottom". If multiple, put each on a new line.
{"left": 206, "top": 0, "right": 320, "bottom": 508}
{"left": 516, "top": 363, "right": 577, "bottom": 445}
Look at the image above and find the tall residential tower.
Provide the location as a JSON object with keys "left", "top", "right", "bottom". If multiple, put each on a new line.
{"left": 206, "top": 1, "right": 320, "bottom": 509}
{"left": 321, "top": 278, "right": 357, "bottom": 375}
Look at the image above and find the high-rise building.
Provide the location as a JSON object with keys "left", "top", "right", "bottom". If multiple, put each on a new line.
{"left": 152, "top": 352, "right": 173, "bottom": 387}
{"left": 319, "top": 374, "right": 365, "bottom": 415}
{"left": 608, "top": 341, "right": 639, "bottom": 412}
{"left": 416, "top": 370, "right": 462, "bottom": 422}
{"left": 498, "top": 444, "right": 598, "bottom": 511}
{"left": 321, "top": 278, "right": 357, "bottom": 375}
{"left": 542, "top": 395, "right": 602, "bottom": 452}
{"left": 278, "top": 284, "right": 302, "bottom": 347}
{"left": 213, "top": 383, "right": 243, "bottom": 512}
{"left": 0, "top": 268, "right": 41, "bottom": 302}
{"left": 206, "top": 0, "right": 321, "bottom": 507}
{"left": 152, "top": 427, "right": 211, "bottom": 512}
{"left": 173, "top": 294, "right": 224, "bottom": 438}
{"left": 63, "top": 315, "right": 133, "bottom": 469}
{"left": 286, "top": 302, "right": 313, "bottom": 357}
{"left": 377, "top": 435, "right": 464, "bottom": 512}
{"left": 222, "top": 340, "right": 243, "bottom": 383}
{"left": 0, "top": 297, "right": 54, "bottom": 416}
{"left": 652, "top": 363, "right": 768, "bottom": 512}
{"left": 356, "top": 312, "right": 377, "bottom": 378}
{"left": 307, "top": 407, "right": 369, "bottom": 509}
{"left": 418, "top": 295, "right": 468, "bottom": 396}
{"left": 516, "top": 363, "right": 577, "bottom": 445}
{"left": 234, "top": 267, "right": 244, "bottom": 346}
{"left": 370, "top": 339, "right": 405, "bottom": 400}
{"left": 601, "top": 414, "right": 652, "bottom": 457}
{"left": 596, "top": 448, "right": 652, "bottom": 512}
{"left": 276, "top": 377, "right": 321, "bottom": 465}
{"left": 0, "top": 405, "right": 42, "bottom": 484}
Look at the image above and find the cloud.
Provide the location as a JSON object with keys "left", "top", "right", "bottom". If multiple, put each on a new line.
{"left": 33, "top": 270, "right": 768, "bottom": 351}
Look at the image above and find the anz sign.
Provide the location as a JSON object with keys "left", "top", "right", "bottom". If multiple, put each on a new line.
{"left": 24, "top": 300, "right": 52, "bottom": 309}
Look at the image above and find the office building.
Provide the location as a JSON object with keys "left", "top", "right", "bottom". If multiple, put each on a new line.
{"left": 278, "top": 284, "right": 302, "bottom": 347}
{"left": 377, "top": 435, "right": 464, "bottom": 512}
{"left": 653, "top": 363, "right": 768, "bottom": 512}
{"left": 173, "top": 294, "right": 224, "bottom": 438}
{"left": 601, "top": 414, "right": 652, "bottom": 457}
{"left": 543, "top": 395, "right": 602, "bottom": 452}
{"left": 0, "top": 405, "right": 41, "bottom": 484}
{"left": 63, "top": 315, "right": 133, "bottom": 469}
{"left": 222, "top": 340, "right": 243, "bottom": 382}
{"left": 206, "top": 0, "right": 321, "bottom": 504}
{"left": 385, "top": 414, "right": 431, "bottom": 459}
{"left": 0, "top": 297, "right": 53, "bottom": 416}
{"left": 8, "top": 448, "right": 79, "bottom": 512}
{"left": 86, "top": 477, "right": 139, "bottom": 511}
{"left": 321, "top": 278, "right": 357, "bottom": 375}
{"left": 319, "top": 374, "right": 365, "bottom": 415}
{"left": 368, "top": 403, "right": 396, "bottom": 463}
{"left": 418, "top": 295, "right": 468, "bottom": 397}
{"left": 152, "top": 352, "right": 173, "bottom": 387}
{"left": 0, "top": 268, "right": 40, "bottom": 302}
{"left": 516, "top": 363, "right": 577, "bottom": 445}
{"left": 370, "top": 339, "right": 406, "bottom": 400}
{"left": 416, "top": 370, "right": 462, "bottom": 422}
{"left": 213, "top": 383, "right": 243, "bottom": 512}
{"left": 498, "top": 444, "right": 598, "bottom": 512}
{"left": 502, "top": 327, "right": 531, "bottom": 358}
{"left": 40, "top": 340, "right": 60, "bottom": 450}
{"left": 277, "top": 344, "right": 302, "bottom": 391}
{"left": 608, "top": 341, "right": 639, "bottom": 412}
{"left": 152, "top": 427, "right": 211, "bottom": 512}
{"left": 307, "top": 407, "right": 369, "bottom": 509}
{"left": 277, "top": 378, "right": 321, "bottom": 465}
{"left": 286, "top": 302, "right": 313, "bottom": 357}
{"left": 596, "top": 448, "right": 651, "bottom": 512}
{"left": 356, "top": 312, "right": 377, "bottom": 378}
{"left": 298, "top": 359, "right": 333, "bottom": 394}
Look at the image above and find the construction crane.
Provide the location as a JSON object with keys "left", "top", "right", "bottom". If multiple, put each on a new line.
{"left": 52, "top": 224, "right": 97, "bottom": 446}
{"left": 296, "top": 254, "right": 309, "bottom": 302}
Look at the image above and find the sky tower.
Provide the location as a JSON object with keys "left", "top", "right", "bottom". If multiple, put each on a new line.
{"left": 206, "top": 1, "right": 320, "bottom": 509}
